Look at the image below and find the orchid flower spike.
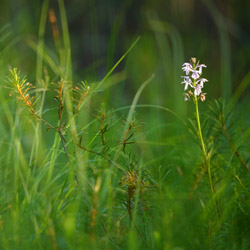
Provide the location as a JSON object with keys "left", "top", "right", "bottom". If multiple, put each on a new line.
{"left": 181, "top": 57, "right": 208, "bottom": 101}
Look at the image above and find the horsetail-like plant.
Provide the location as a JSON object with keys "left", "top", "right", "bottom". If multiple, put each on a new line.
{"left": 7, "top": 68, "right": 55, "bottom": 129}
{"left": 7, "top": 68, "right": 93, "bottom": 184}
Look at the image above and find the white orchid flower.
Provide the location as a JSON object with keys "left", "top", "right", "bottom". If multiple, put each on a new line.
{"left": 191, "top": 70, "right": 200, "bottom": 80}
{"left": 196, "top": 64, "right": 207, "bottom": 74}
{"left": 194, "top": 84, "right": 202, "bottom": 96}
{"left": 197, "top": 78, "right": 208, "bottom": 88}
{"left": 181, "top": 76, "right": 192, "bottom": 90}
{"left": 182, "top": 63, "right": 193, "bottom": 75}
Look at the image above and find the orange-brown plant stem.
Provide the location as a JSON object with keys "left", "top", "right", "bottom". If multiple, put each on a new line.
{"left": 122, "top": 122, "right": 135, "bottom": 153}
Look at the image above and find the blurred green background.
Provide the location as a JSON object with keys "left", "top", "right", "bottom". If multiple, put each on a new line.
{"left": 1, "top": 0, "right": 250, "bottom": 112}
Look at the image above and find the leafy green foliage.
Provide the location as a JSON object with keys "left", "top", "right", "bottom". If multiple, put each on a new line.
{"left": 0, "top": 1, "right": 250, "bottom": 249}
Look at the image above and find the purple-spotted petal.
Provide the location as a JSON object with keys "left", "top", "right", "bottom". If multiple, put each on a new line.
{"left": 181, "top": 76, "right": 192, "bottom": 90}
{"left": 182, "top": 63, "right": 193, "bottom": 75}
{"left": 196, "top": 64, "right": 207, "bottom": 74}
{"left": 194, "top": 84, "right": 202, "bottom": 96}
{"left": 196, "top": 78, "right": 208, "bottom": 88}
{"left": 191, "top": 70, "right": 200, "bottom": 80}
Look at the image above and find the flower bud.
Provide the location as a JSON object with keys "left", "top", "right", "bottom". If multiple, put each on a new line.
{"left": 200, "top": 93, "right": 206, "bottom": 102}
{"left": 190, "top": 57, "right": 197, "bottom": 65}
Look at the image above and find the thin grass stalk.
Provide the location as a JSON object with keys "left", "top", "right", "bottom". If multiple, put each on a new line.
{"left": 32, "top": 0, "right": 49, "bottom": 168}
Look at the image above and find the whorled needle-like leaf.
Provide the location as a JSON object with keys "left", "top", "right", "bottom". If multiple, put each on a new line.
{"left": 7, "top": 68, "right": 55, "bottom": 129}
{"left": 72, "top": 81, "right": 90, "bottom": 113}
{"left": 8, "top": 68, "right": 36, "bottom": 115}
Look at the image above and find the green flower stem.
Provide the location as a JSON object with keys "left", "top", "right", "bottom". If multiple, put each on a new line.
{"left": 194, "top": 96, "right": 206, "bottom": 159}
{"left": 194, "top": 95, "right": 220, "bottom": 217}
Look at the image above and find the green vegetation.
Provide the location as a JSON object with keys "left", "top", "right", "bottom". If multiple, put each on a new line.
{"left": 0, "top": 0, "right": 249, "bottom": 249}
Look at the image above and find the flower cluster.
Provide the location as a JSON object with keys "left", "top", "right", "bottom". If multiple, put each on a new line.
{"left": 181, "top": 57, "right": 208, "bottom": 102}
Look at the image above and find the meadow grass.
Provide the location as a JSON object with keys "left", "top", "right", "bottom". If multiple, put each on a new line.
{"left": 0, "top": 1, "right": 250, "bottom": 250}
